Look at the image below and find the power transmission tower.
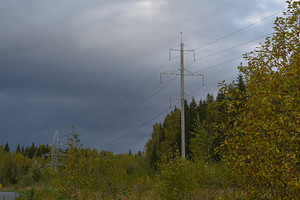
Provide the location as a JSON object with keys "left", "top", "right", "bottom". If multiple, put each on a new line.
{"left": 161, "top": 33, "right": 204, "bottom": 158}
{"left": 43, "top": 130, "right": 66, "bottom": 170}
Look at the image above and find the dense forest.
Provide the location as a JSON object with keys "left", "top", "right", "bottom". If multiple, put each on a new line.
{"left": 0, "top": 1, "right": 299, "bottom": 199}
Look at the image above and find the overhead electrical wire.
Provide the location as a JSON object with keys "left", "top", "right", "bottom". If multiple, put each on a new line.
{"left": 114, "top": 76, "right": 237, "bottom": 151}
{"left": 186, "top": 76, "right": 236, "bottom": 99}
{"left": 193, "top": 9, "right": 285, "bottom": 51}
{"left": 82, "top": 0, "right": 239, "bottom": 136}
{"left": 84, "top": 59, "right": 170, "bottom": 130}
{"left": 137, "top": 32, "right": 270, "bottom": 107}
{"left": 194, "top": 33, "right": 271, "bottom": 61}
{"left": 102, "top": 13, "right": 286, "bottom": 149}
{"left": 185, "top": 33, "right": 272, "bottom": 72}
{"left": 168, "top": 9, "right": 284, "bottom": 61}
{"left": 84, "top": 52, "right": 238, "bottom": 143}
{"left": 182, "top": 0, "right": 236, "bottom": 34}
{"left": 87, "top": 7, "right": 286, "bottom": 150}
{"left": 82, "top": 79, "right": 175, "bottom": 142}
{"left": 86, "top": 30, "right": 279, "bottom": 144}
{"left": 104, "top": 106, "right": 172, "bottom": 149}
{"left": 194, "top": 56, "right": 242, "bottom": 72}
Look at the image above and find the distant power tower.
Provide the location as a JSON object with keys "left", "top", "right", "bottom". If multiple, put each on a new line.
{"left": 43, "top": 130, "right": 66, "bottom": 170}
{"left": 161, "top": 33, "right": 204, "bottom": 158}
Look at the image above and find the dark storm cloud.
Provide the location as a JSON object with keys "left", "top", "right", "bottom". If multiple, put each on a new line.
{"left": 0, "top": 0, "right": 286, "bottom": 153}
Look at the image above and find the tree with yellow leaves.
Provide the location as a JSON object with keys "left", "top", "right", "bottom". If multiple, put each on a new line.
{"left": 219, "top": 1, "right": 300, "bottom": 198}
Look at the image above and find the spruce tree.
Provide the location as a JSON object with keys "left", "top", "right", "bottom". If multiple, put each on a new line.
{"left": 16, "top": 144, "right": 21, "bottom": 153}
{"left": 4, "top": 142, "right": 10, "bottom": 153}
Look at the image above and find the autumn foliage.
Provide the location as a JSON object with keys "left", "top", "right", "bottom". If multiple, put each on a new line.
{"left": 0, "top": 1, "right": 299, "bottom": 199}
{"left": 219, "top": 1, "right": 300, "bottom": 198}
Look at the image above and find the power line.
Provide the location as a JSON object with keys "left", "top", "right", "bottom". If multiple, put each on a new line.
{"left": 82, "top": 79, "right": 174, "bottom": 142}
{"left": 122, "top": 78, "right": 177, "bottom": 116}
{"left": 194, "top": 9, "right": 285, "bottom": 51}
{"left": 86, "top": 7, "right": 283, "bottom": 132}
{"left": 104, "top": 106, "right": 172, "bottom": 149}
{"left": 105, "top": 7, "right": 286, "bottom": 150}
{"left": 85, "top": 59, "right": 170, "bottom": 131}
{"left": 194, "top": 56, "right": 242, "bottom": 72}
{"left": 168, "top": 10, "right": 283, "bottom": 62}
{"left": 116, "top": 77, "right": 237, "bottom": 151}
{"left": 86, "top": 7, "right": 286, "bottom": 151}
{"left": 194, "top": 33, "right": 272, "bottom": 61}
{"left": 84, "top": 31, "right": 271, "bottom": 144}
{"left": 183, "top": 0, "right": 236, "bottom": 34}
{"left": 186, "top": 77, "right": 236, "bottom": 99}
{"left": 84, "top": 53, "right": 239, "bottom": 143}
{"left": 184, "top": 33, "right": 273, "bottom": 72}
{"left": 83, "top": 35, "right": 182, "bottom": 132}
{"left": 84, "top": 30, "right": 267, "bottom": 143}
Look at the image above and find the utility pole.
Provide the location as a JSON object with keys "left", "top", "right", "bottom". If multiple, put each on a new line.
{"left": 161, "top": 33, "right": 204, "bottom": 158}
{"left": 180, "top": 33, "right": 185, "bottom": 158}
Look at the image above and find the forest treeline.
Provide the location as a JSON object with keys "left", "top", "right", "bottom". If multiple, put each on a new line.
{"left": 0, "top": 1, "right": 299, "bottom": 199}
{"left": 0, "top": 143, "right": 51, "bottom": 184}
{"left": 0, "top": 75, "right": 246, "bottom": 194}
{"left": 144, "top": 74, "right": 246, "bottom": 168}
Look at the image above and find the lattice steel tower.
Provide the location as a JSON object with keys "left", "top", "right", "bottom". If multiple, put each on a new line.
{"left": 43, "top": 130, "right": 65, "bottom": 170}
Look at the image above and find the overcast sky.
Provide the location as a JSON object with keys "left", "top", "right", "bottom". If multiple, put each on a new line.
{"left": 0, "top": 0, "right": 287, "bottom": 153}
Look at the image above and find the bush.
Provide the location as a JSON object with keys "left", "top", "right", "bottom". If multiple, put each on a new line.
{"left": 154, "top": 153, "right": 198, "bottom": 200}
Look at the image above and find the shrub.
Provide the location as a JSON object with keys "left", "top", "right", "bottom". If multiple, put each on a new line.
{"left": 154, "top": 153, "right": 198, "bottom": 200}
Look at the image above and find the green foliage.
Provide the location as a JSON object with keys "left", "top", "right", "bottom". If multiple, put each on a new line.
{"left": 3, "top": 4, "right": 299, "bottom": 200}
{"left": 97, "top": 152, "right": 124, "bottom": 199}
{"left": 154, "top": 153, "right": 237, "bottom": 199}
{"left": 194, "top": 160, "right": 236, "bottom": 190}
{"left": 145, "top": 123, "right": 163, "bottom": 169}
{"left": 160, "top": 109, "right": 181, "bottom": 159}
{"left": 55, "top": 130, "right": 87, "bottom": 200}
{"left": 190, "top": 116, "right": 213, "bottom": 161}
{"left": 185, "top": 98, "right": 198, "bottom": 156}
{"left": 219, "top": 1, "right": 300, "bottom": 198}
{"left": 49, "top": 130, "right": 152, "bottom": 199}
{"left": 154, "top": 153, "right": 198, "bottom": 200}
{"left": 29, "top": 160, "right": 43, "bottom": 182}
{"left": 19, "top": 164, "right": 49, "bottom": 188}
{"left": 145, "top": 96, "right": 219, "bottom": 166}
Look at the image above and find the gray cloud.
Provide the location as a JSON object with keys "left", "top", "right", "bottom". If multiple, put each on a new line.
{"left": 0, "top": 0, "right": 286, "bottom": 153}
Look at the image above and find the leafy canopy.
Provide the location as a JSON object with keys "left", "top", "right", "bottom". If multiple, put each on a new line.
{"left": 219, "top": 1, "right": 300, "bottom": 199}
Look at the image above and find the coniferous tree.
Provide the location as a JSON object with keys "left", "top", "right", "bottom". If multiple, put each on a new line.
{"left": 206, "top": 93, "right": 214, "bottom": 104}
{"left": 45, "top": 144, "right": 50, "bottom": 154}
{"left": 16, "top": 144, "right": 21, "bottom": 153}
{"left": 185, "top": 98, "right": 198, "bottom": 157}
{"left": 236, "top": 73, "right": 246, "bottom": 93}
{"left": 4, "top": 142, "right": 10, "bottom": 153}
{"left": 198, "top": 99, "right": 208, "bottom": 124}
{"left": 145, "top": 123, "right": 161, "bottom": 168}
{"left": 29, "top": 142, "right": 36, "bottom": 159}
